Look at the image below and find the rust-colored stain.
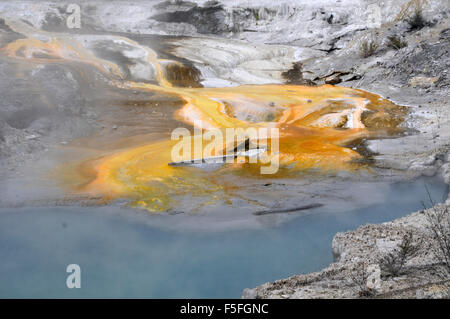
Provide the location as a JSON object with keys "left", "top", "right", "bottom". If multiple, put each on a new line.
{"left": 1, "top": 19, "right": 407, "bottom": 211}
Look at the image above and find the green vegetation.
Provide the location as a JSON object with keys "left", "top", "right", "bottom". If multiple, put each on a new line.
{"left": 407, "top": 8, "right": 427, "bottom": 30}
{"left": 387, "top": 35, "right": 408, "bottom": 50}
{"left": 359, "top": 39, "right": 379, "bottom": 58}
{"left": 380, "top": 231, "right": 421, "bottom": 276}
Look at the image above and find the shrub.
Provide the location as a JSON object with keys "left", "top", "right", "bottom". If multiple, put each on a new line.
{"left": 359, "top": 39, "right": 379, "bottom": 58}
{"left": 425, "top": 206, "right": 450, "bottom": 277}
{"left": 350, "top": 263, "right": 377, "bottom": 297}
{"left": 423, "top": 187, "right": 450, "bottom": 278}
{"left": 387, "top": 35, "right": 408, "bottom": 50}
{"left": 407, "top": 9, "right": 427, "bottom": 30}
{"left": 380, "top": 231, "right": 421, "bottom": 276}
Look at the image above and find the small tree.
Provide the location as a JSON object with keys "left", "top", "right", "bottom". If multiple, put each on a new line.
{"left": 423, "top": 186, "right": 450, "bottom": 278}
{"left": 407, "top": 8, "right": 427, "bottom": 30}
{"left": 425, "top": 206, "right": 450, "bottom": 277}
{"left": 380, "top": 230, "right": 421, "bottom": 276}
{"left": 350, "top": 263, "right": 377, "bottom": 297}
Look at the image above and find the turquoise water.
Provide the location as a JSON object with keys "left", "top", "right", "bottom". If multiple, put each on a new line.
{"left": 0, "top": 177, "right": 448, "bottom": 298}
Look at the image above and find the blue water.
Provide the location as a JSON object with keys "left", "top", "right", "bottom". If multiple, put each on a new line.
{"left": 0, "top": 177, "right": 447, "bottom": 298}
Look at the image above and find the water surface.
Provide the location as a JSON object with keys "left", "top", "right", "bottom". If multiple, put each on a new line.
{"left": 0, "top": 177, "right": 447, "bottom": 298}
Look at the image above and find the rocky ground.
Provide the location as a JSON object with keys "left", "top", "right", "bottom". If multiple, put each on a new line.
{"left": 243, "top": 204, "right": 450, "bottom": 299}
{"left": 0, "top": 0, "right": 449, "bottom": 297}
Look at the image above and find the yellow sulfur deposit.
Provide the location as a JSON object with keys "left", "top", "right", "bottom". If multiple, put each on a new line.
{"left": 0, "top": 19, "right": 407, "bottom": 211}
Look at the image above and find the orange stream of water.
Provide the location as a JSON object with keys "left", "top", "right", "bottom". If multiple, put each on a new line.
{"left": 0, "top": 19, "right": 406, "bottom": 211}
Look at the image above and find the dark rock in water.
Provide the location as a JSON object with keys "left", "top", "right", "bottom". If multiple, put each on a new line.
{"left": 253, "top": 203, "right": 323, "bottom": 216}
